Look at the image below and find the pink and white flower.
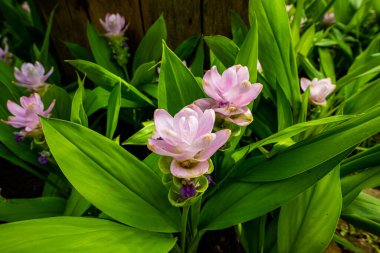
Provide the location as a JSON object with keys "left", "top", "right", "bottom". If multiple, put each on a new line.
{"left": 14, "top": 62, "right": 53, "bottom": 91}
{"left": 100, "top": 13, "right": 128, "bottom": 37}
{"left": 3, "top": 93, "right": 55, "bottom": 134}
{"left": 300, "top": 77, "right": 336, "bottom": 105}
{"left": 194, "top": 65, "right": 263, "bottom": 126}
{"left": 148, "top": 105, "right": 231, "bottom": 179}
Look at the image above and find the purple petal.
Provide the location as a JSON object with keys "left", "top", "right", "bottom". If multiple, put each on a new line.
{"left": 236, "top": 65, "right": 250, "bottom": 84}
{"left": 170, "top": 160, "right": 209, "bottom": 179}
{"left": 220, "top": 66, "right": 238, "bottom": 92}
{"left": 192, "top": 98, "right": 217, "bottom": 111}
{"left": 202, "top": 67, "right": 224, "bottom": 102}
{"left": 195, "top": 129, "right": 231, "bottom": 161}
{"left": 224, "top": 81, "right": 263, "bottom": 107}
{"left": 196, "top": 109, "right": 215, "bottom": 138}
{"left": 7, "top": 100, "right": 26, "bottom": 117}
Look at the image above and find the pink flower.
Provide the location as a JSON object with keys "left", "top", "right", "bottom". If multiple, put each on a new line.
{"left": 100, "top": 13, "right": 128, "bottom": 37}
{"left": 322, "top": 12, "right": 335, "bottom": 25}
{"left": 21, "top": 2, "right": 31, "bottom": 13}
{"left": 3, "top": 93, "right": 55, "bottom": 134}
{"left": 194, "top": 65, "right": 263, "bottom": 126}
{"left": 148, "top": 105, "right": 231, "bottom": 179}
{"left": 14, "top": 62, "right": 53, "bottom": 91}
{"left": 300, "top": 77, "right": 336, "bottom": 105}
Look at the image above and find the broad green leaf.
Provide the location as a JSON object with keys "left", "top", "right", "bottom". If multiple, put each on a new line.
{"left": 41, "top": 118, "right": 181, "bottom": 232}
{"left": 190, "top": 38, "right": 205, "bottom": 77}
{"left": 231, "top": 10, "right": 249, "bottom": 47}
{"left": 249, "top": 0, "right": 301, "bottom": 108}
{"left": 278, "top": 167, "right": 341, "bottom": 253}
{"left": 0, "top": 197, "right": 66, "bottom": 222}
{"left": 233, "top": 115, "right": 354, "bottom": 164}
{"left": 239, "top": 106, "right": 380, "bottom": 182}
{"left": 296, "top": 25, "right": 315, "bottom": 56}
{"left": 67, "top": 60, "right": 154, "bottom": 106}
{"left": 87, "top": 22, "right": 123, "bottom": 77}
{"left": 341, "top": 166, "right": 380, "bottom": 209}
{"left": 174, "top": 35, "right": 200, "bottom": 60}
{"left": 0, "top": 217, "right": 176, "bottom": 253}
{"left": 290, "top": 0, "right": 304, "bottom": 46}
{"left": 235, "top": 15, "right": 258, "bottom": 83}
{"left": 70, "top": 75, "right": 88, "bottom": 126}
{"left": 238, "top": 216, "right": 266, "bottom": 253}
{"left": 63, "top": 188, "right": 91, "bottom": 216}
{"left": 140, "top": 83, "right": 158, "bottom": 100}
{"left": 122, "top": 122, "right": 154, "bottom": 146}
{"left": 83, "top": 87, "right": 140, "bottom": 116}
{"left": 39, "top": 6, "right": 55, "bottom": 68}
{"left": 344, "top": 78, "right": 380, "bottom": 114}
{"left": 130, "top": 61, "right": 157, "bottom": 87}
{"left": 341, "top": 144, "right": 380, "bottom": 176}
{"left": 42, "top": 85, "right": 72, "bottom": 121}
{"left": 157, "top": 41, "right": 204, "bottom": 114}
{"left": 0, "top": 61, "right": 22, "bottom": 102}
{"left": 204, "top": 35, "right": 239, "bottom": 68}
{"left": 276, "top": 83, "right": 293, "bottom": 131}
{"left": 133, "top": 15, "right": 167, "bottom": 72}
{"left": 63, "top": 41, "right": 94, "bottom": 61}
{"left": 210, "top": 50, "right": 226, "bottom": 72}
{"left": 319, "top": 48, "right": 336, "bottom": 82}
{"left": 343, "top": 192, "right": 380, "bottom": 223}
{"left": 334, "top": 0, "right": 354, "bottom": 24}
{"left": 106, "top": 82, "right": 121, "bottom": 139}
{"left": 199, "top": 150, "right": 351, "bottom": 230}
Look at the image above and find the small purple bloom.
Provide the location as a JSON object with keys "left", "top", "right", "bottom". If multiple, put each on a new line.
{"left": 3, "top": 93, "right": 55, "bottom": 134}
{"left": 301, "top": 77, "right": 336, "bottom": 105}
{"left": 15, "top": 131, "right": 25, "bottom": 143}
{"left": 180, "top": 184, "right": 196, "bottom": 199}
{"left": 14, "top": 62, "right": 53, "bottom": 91}
{"left": 38, "top": 150, "right": 50, "bottom": 164}
{"left": 148, "top": 105, "right": 231, "bottom": 179}
{"left": 322, "top": 12, "right": 335, "bottom": 25}
{"left": 100, "top": 13, "right": 128, "bottom": 37}
{"left": 205, "top": 175, "right": 216, "bottom": 186}
{"left": 0, "top": 39, "right": 13, "bottom": 64}
{"left": 194, "top": 65, "right": 263, "bottom": 126}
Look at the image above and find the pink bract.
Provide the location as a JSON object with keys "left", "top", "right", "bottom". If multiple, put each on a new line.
{"left": 100, "top": 13, "right": 128, "bottom": 37}
{"left": 14, "top": 62, "right": 53, "bottom": 91}
{"left": 300, "top": 77, "right": 336, "bottom": 105}
{"left": 148, "top": 105, "right": 231, "bottom": 179}
{"left": 196, "top": 65, "right": 263, "bottom": 126}
{"left": 3, "top": 93, "right": 55, "bottom": 133}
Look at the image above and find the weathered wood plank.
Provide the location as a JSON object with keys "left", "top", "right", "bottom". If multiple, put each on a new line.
{"left": 140, "top": 0, "right": 202, "bottom": 48}
{"left": 202, "top": 0, "right": 249, "bottom": 36}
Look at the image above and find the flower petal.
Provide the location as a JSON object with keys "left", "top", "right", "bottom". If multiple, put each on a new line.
{"left": 196, "top": 109, "right": 215, "bottom": 138}
{"left": 170, "top": 160, "right": 209, "bottom": 179}
{"left": 195, "top": 129, "right": 231, "bottom": 161}
{"left": 300, "top": 77, "right": 311, "bottom": 91}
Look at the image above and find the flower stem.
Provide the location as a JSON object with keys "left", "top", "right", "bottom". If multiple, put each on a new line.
{"left": 181, "top": 206, "right": 190, "bottom": 253}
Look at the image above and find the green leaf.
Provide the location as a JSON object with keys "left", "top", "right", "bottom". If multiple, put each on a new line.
{"left": 41, "top": 118, "right": 181, "bottom": 232}
{"left": 133, "top": 15, "right": 167, "bottom": 73}
{"left": 67, "top": 60, "right": 154, "bottom": 106}
{"left": 70, "top": 75, "right": 88, "bottom": 126}
{"left": 318, "top": 48, "right": 336, "bottom": 82}
{"left": 296, "top": 25, "right": 315, "bottom": 56}
{"left": 190, "top": 38, "right": 205, "bottom": 77}
{"left": 290, "top": 0, "right": 304, "bottom": 46}
{"left": 87, "top": 22, "right": 123, "bottom": 77}
{"left": 63, "top": 189, "right": 91, "bottom": 216}
{"left": 341, "top": 166, "right": 380, "bottom": 209}
{"left": 341, "top": 144, "right": 380, "bottom": 176}
{"left": 39, "top": 6, "right": 55, "bottom": 68}
{"left": 235, "top": 15, "right": 258, "bottom": 83}
{"left": 174, "top": 35, "right": 200, "bottom": 60}
{"left": 157, "top": 41, "right": 204, "bottom": 114}
{"left": 231, "top": 10, "right": 249, "bottom": 47}
{"left": 233, "top": 115, "right": 354, "bottom": 164}
{"left": 333, "top": 235, "right": 363, "bottom": 253}
{"left": 130, "top": 61, "right": 157, "bottom": 87}
{"left": 276, "top": 83, "right": 293, "bottom": 131}
{"left": 277, "top": 167, "right": 341, "bottom": 253}
{"left": 0, "top": 197, "right": 66, "bottom": 222}
{"left": 344, "top": 78, "right": 380, "bottom": 114}
{"left": 63, "top": 41, "right": 94, "bottom": 61}
{"left": 106, "top": 82, "right": 121, "bottom": 139}
{"left": 199, "top": 150, "right": 351, "bottom": 231}
{"left": 204, "top": 35, "right": 239, "bottom": 68}
{"left": 122, "top": 122, "right": 154, "bottom": 146}
{"left": 0, "top": 217, "right": 176, "bottom": 253}
{"left": 83, "top": 87, "right": 141, "bottom": 116}
{"left": 249, "top": 0, "right": 301, "bottom": 108}
{"left": 240, "top": 106, "right": 380, "bottom": 182}
{"left": 343, "top": 192, "right": 380, "bottom": 223}
{"left": 42, "top": 85, "right": 72, "bottom": 121}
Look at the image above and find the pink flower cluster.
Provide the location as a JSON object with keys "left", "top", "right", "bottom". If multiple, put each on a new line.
{"left": 148, "top": 65, "right": 263, "bottom": 193}
{"left": 14, "top": 62, "right": 53, "bottom": 91}
{"left": 301, "top": 77, "right": 336, "bottom": 105}
{"left": 3, "top": 93, "right": 55, "bottom": 137}
{"left": 100, "top": 13, "right": 128, "bottom": 37}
